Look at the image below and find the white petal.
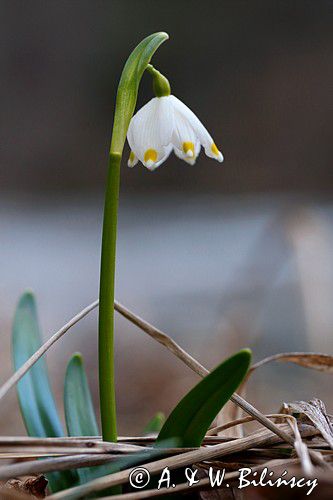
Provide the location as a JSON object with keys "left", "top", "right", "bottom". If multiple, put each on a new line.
{"left": 174, "top": 142, "right": 201, "bottom": 165}
{"left": 169, "top": 95, "right": 223, "bottom": 163}
{"left": 145, "top": 145, "right": 173, "bottom": 171}
{"left": 127, "top": 96, "right": 174, "bottom": 168}
{"left": 171, "top": 108, "right": 197, "bottom": 152}
{"left": 127, "top": 151, "right": 139, "bottom": 168}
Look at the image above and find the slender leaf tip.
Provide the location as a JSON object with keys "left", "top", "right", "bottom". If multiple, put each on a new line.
{"left": 238, "top": 348, "right": 252, "bottom": 358}
{"left": 17, "top": 289, "right": 35, "bottom": 306}
{"left": 69, "top": 352, "right": 83, "bottom": 364}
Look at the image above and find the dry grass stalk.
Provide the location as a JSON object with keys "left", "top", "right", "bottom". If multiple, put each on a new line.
{"left": 0, "top": 456, "right": 115, "bottom": 481}
{"left": 207, "top": 413, "right": 292, "bottom": 435}
{"left": 0, "top": 436, "right": 233, "bottom": 447}
{"left": 47, "top": 424, "right": 318, "bottom": 499}
{"left": 0, "top": 429, "right": 309, "bottom": 481}
{"left": 0, "top": 442, "right": 146, "bottom": 457}
{"left": 284, "top": 415, "right": 313, "bottom": 475}
{"left": 207, "top": 413, "right": 313, "bottom": 474}
{"left": 0, "top": 441, "right": 142, "bottom": 452}
{"left": 99, "top": 457, "right": 305, "bottom": 499}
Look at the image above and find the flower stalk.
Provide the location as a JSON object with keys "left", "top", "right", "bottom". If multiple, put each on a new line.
{"left": 98, "top": 32, "right": 169, "bottom": 442}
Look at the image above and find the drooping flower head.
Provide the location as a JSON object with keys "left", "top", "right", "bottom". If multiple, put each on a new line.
{"left": 127, "top": 66, "right": 223, "bottom": 171}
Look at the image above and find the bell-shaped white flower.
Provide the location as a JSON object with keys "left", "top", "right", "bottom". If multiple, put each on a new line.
{"left": 127, "top": 95, "right": 223, "bottom": 171}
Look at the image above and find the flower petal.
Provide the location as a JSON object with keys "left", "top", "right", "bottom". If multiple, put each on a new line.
{"left": 169, "top": 95, "right": 223, "bottom": 163}
{"left": 127, "top": 151, "right": 139, "bottom": 168}
{"left": 145, "top": 145, "right": 173, "bottom": 171}
{"left": 174, "top": 141, "right": 201, "bottom": 165}
{"left": 127, "top": 96, "right": 174, "bottom": 168}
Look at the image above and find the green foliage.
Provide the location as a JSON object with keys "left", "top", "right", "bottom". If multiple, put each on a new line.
{"left": 12, "top": 291, "right": 78, "bottom": 492}
{"left": 143, "top": 412, "right": 166, "bottom": 434}
{"left": 110, "top": 31, "right": 169, "bottom": 154}
{"left": 156, "top": 349, "right": 252, "bottom": 447}
{"left": 64, "top": 353, "right": 99, "bottom": 438}
{"left": 64, "top": 353, "right": 113, "bottom": 485}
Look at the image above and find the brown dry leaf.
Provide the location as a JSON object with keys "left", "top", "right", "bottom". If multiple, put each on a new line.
{"left": 237, "top": 353, "right": 333, "bottom": 409}
{"left": 282, "top": 399, "right": 333, "bottom": 449}
{"left": 250, "top": 352, "right": 333, "bottom": 373}
{"left": 0, "top": 491, "right": 30, "bottom": 500}
{"left": 2, "top": 475, "right": 47, "bottom": 498}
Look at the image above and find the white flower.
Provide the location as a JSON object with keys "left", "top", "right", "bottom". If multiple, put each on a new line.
{"left": 127, "top": 95, "right": 223, "bottom": 171}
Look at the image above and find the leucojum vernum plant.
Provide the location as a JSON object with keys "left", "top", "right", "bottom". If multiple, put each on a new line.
{"left": 12, "top": 32, "right": 251, "bottom": 495}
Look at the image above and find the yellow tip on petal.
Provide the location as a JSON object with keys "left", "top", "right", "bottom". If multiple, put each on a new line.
{"left": 182, "top": 142, "right": 195, "bottom": 158}
{"left": 144, "top": 149, "right": 158, "bottom": 165}
{"left": 211, "top": 142, "right": 224, "bottom": 162}
{"left": 211, "top": 143, "right": 219, "bottom": 155}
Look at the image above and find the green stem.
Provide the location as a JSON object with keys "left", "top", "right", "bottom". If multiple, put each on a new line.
{"left": 98, "top": 32, "right": 169, "bottom": 443}
{"left": 98, "top": 152, "right": 121, "bottom": 442}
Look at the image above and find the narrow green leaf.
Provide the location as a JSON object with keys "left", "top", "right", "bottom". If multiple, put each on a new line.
{"left": 64, "top": 353, "right": 99, "bottom": 437}
{"left": 143, "top": 412, "right": 165, "bottom": 434}
{"left": 64, "top": 353, "right": 109, "bottom": 484}
{"left": 156, "top": 349, "right": 252, "bottom": 447}
{"left": 12, "top": 291, "right": 77, "bottom": 492}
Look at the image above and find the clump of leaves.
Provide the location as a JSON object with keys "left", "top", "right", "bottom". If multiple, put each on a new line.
{"left": 12, "top": 291, "right": 251, "bottom": 494}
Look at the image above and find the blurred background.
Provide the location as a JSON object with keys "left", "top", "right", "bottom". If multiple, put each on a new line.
{"left": 0, "top": 0, "right": 332, "bottom": 436}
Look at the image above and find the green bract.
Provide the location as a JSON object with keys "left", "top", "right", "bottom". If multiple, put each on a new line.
{"left": 146, "top": 64, "right": 171, "bottom": 97}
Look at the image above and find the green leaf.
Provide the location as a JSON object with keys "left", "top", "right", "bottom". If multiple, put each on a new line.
{"left": 12, "top": 291, "right": 77, "bottom": 492}
{"left": 64, "top": 353, "right": 99, "bottom": 438}
{"left": 143, "top": 412, "right": 165, "bottom": 434}
{"left": 111, "top": 31, "right": 169, "bottom": 154}
{"left": 156, "top": 349, "right": 252, "bottom": 448}
{"left": 64, "top": 353, "right": 110, "bottom": 485}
